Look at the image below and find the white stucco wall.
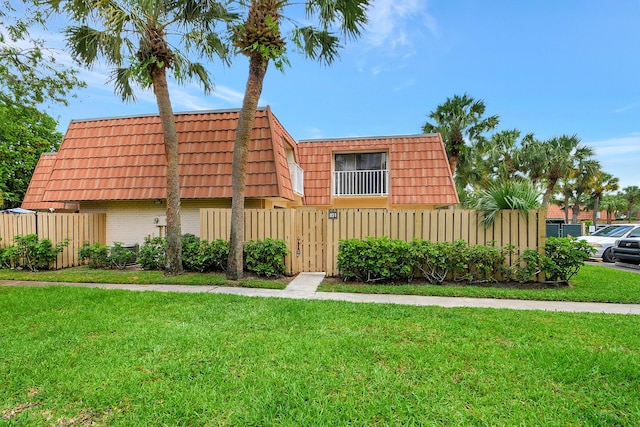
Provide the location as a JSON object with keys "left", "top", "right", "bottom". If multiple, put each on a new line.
{"left": 80, "top": 199, "right": 233, "bottom": 246}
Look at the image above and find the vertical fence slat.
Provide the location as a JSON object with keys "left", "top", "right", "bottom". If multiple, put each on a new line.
{"left": 195, "top": 208, "right": 546, "bottom": 277}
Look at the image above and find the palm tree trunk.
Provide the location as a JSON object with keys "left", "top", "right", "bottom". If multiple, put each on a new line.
{"left": 151, "top": 68, "right": 182, "bottom": 274}
{"left": 592, "top": 194, "right": 600, "bottom": 225}
{"left": 227, "top": 52, "right": 269, "bottom": 280}
{"left": 542, "top": 179, "right": 557, "bottom": 207}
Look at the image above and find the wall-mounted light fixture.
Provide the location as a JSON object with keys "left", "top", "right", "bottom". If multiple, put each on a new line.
{"left": 154, "top": 199, "right": 163, "bottom": 205}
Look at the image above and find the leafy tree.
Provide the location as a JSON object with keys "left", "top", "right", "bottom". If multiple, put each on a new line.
{"left": 226, "top": 0, "right": 369, "bottom": 280}
{"left": 585, "top": 171, "right": 619, "bottom": 225}
{"left": 600, "top": 193, "right": 628, "bottom": 224}
{"left": 621, "top": 186, "right": 640, "bottom": 220}
{"left": 472, "top": 129, "right": 534, "bottom": 188}
{"left": 422, "top": 94, "right": 499, "bottom": 180}
{"left": 560, "top": 158, "right": 601, "bottom": 223}
{"left": 537, "top": 134, "right": 595, "bottom": 207}
{"left": 0, "top": 100, "right": 62, "bottom": 208}
{"left": 49, "top": 0, "right": 233, "bottom": 274}
{"left": 0, "top": 0, "right": 84, "bottom": 106}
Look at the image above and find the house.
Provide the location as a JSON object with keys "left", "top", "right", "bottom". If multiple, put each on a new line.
{"left": 546, "top": 204, "right": 613, "bottom": 224}
{"left": 22, "top": 107, "right": 458, "bottom": 246}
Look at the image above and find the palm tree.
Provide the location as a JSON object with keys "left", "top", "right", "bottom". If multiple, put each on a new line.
{"left": 621, "top": 186, "right": 640, "bottom": 220}
{"left": 473, "top": 129, "right": 534, "bottom": 187}
{"left": 585, "top": 171, "right": 619, "bottom": 225}
{"left": 49, "top": 0, "right": 233, "bottom": 274}
{"left": 600, "top": 193, "right": 628, "bottom": 223}
{"left": 475, "top": 180, "right": 541, "bottom": 227}
{"left": 422, "top": 94, "right": 499, "bottom": 179}
{"left": 538, "top": 134, "right": 595, "bottom": 207}
{"left": 226, "top": 0, "right": 369, "bottom": 280}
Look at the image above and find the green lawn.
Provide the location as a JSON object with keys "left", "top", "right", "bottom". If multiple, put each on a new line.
{"left": 319, "top": 264, "right": 640, "bottom": 304}
{"left": 0, "top": 286, "right": 639, "bottom": 425}
{"left": 0, "top": 266, "right": 287, "bottom": 289}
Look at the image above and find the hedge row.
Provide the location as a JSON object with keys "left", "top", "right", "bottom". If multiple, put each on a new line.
{"left": 80, "top": 234, "right": 290, "bottom": 278}
{"left": 337, "top": 237, "right": 594, "bottom": 284}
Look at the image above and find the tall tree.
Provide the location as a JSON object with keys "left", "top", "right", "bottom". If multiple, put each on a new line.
{"left": 565, "top": 158, "right": 601, "bottom": 223}
{"left": 422, "top": 94, "right": 499, "bottom": 180}
{"left": 50, "top": 0, "right": 233, "bottom": 274}
{"left": 585, "top": 171, "right": 619, "bottom": 225}
{"left": 0, "top": 100, "right": 62, "bottom": 208}
{"left": 600, "top": 193, "right": 628, "bottom": 224}
{"left": 473, "top": 129, "right": 534, "bottom": 187}
{"left": 226, "top": 0, "right": 369, "bottom": 280}
{"left": 538, "top": 134, "right": 594, "bottom": 206}
{"left": 621, "top": 186, "right": 640, "bottom": 220}
{"left": 1, "top": 0, "right": 84, "bottom": 106}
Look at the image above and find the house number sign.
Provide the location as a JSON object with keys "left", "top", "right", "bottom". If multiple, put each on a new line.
{"left": 328, "top": 209, "right": 338, "bottom": 220}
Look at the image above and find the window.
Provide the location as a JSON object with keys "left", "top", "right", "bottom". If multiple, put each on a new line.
{"left": 334, "top": 152, "right": 388, "bottom": 196}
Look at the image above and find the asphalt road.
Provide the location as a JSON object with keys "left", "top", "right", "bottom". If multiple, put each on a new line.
{"left": 586, "top": 261, "right": 640, "bottom": 274}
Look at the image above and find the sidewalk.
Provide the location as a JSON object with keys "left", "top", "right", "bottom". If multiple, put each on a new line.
{"left": 2, "top": 273, "right": 640, "bottom": 315}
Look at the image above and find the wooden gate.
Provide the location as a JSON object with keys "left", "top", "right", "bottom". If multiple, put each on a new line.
{"left": 294, "top": 209, "right": 327, "bottom": 273}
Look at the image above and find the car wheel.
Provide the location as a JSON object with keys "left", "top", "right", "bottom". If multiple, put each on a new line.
{"left": 602, "top": 248, "right": 615, "bottom": 263}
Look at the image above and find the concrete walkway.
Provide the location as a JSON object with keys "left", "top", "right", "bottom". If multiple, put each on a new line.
{"left": 2, "top": 273, "right": 640, "bottom": 315}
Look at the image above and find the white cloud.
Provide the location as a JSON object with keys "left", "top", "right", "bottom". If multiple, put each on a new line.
{"left": 365, "top": 0, "right": 438, "bottom": 49}
{"left": 209, "top": 86, "right": 246, "bottom": 105}
{"left": 589, "top": 135, "right": 640, "bottom": 157}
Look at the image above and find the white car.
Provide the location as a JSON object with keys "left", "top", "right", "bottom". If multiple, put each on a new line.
{"left": 578, "top": 224, "right": 640, "bottom": 262}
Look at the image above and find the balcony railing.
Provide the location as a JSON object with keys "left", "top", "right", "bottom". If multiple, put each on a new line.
{"left": 288, "top": 162, "right": 304, "bottom": 195}
{"left": 333, "top": 169, "right": 389, "bottom": 196}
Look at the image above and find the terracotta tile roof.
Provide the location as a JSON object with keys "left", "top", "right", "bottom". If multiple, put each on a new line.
{"left": 21, "top": 153, "right": 68, "bottom": 210}
{"left": 546, "top": 204, "right": 613, "bottom": 221}
{"left": 297, "top": 134, "right": 459, "bottom": 207}
{"left": 37, "top": 107, "right": 296, "bottom": 203}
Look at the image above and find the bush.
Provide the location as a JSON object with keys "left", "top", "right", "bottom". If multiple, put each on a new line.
{"left": 244, "top": 238, "right": 289, "bottom": 277}
{"left": 109, "top": 242, "right": 138, "bottom": 269}
{"left": 181, "top": 234, "right": 229, "bottom": 272}
{"left": 542, "top": 237, "right": 595, "bottom": 282}
{"left": 79, "top": 242, "right": 138, "bottom": 270}
{"left": 338, "top": 237, "right": 414, "bottom": 283}
{"left": 79, "top": 242, "right": 110, "bottom": 268}
{"left": 338, "top": 236, "right": 593, "bottom": 285}
{"left": 411, "top": 240, "right": 450, "bottom": 284}
{"left": 13, "top": 234, "right": 69, "bottom": 271}
{"left": 0, "top": 244, "right": 19, "bottom": 268}
{"left": 139, "top": 237, "right": 167, "bottom": 270}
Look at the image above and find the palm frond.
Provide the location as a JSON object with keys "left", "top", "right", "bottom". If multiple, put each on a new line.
{"left": 292, "top": 26, "right": 340, "bottom": 65}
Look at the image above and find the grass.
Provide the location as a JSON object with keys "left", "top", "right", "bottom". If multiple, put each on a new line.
{"left": 319, "top": 264, "right": 640, "bottom": 304}
{"left": 0, "top": 286, "right": 639, "bottom": 425}
{"left": 0, "top": 266, "right": 288, "bottom": 289}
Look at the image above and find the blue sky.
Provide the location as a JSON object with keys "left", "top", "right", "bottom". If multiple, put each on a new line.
{"left": 46, "top": 0, "right": 640, "bottom": 190}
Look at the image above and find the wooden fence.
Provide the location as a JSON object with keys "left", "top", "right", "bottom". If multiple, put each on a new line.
{"left": 201, "top": 208, "right": 547, "bottom": 277}
{"left": 0, "top": 213, "right": 107, "bottom": 269}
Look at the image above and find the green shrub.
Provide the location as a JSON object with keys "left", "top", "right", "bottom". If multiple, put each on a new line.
{"left": 466, "top": 242, "right": 514, "bottom": 283}
{"left": 0, "top": 244, "right": 19, "bottom": 268}
{"left": 79, "top": 241, "right": 110, "bottom": 268}
{"left": 512, "top": 249, "right": 544, "bottom": 282}
{"left": 181, "top": 234, "right": 229, "bottom": 272}
{"left": 338, "top": 237, "right": 414, "bottom": 283}
{"left": 109, "top": 242, "right": 138, "bottom": 269}
{"left": 139, "top": 237, "right": 166, "bottom": 270}
{"left": 244, "top": 238, "right": 289, "bottom": 277}
{"left": 542, "top": 237, "right": 595, "bottom": 282}
{"left": 79, "top": 242, "right": 138, "bottom": 270}
{"left": 410, "top": 240, "right": 450, "bottom": 284}
{"left": 13, "top": 234, "right": 69, "bottom": 271}
{"left": 338, "top": 236, "right": 594, "bottom": 285}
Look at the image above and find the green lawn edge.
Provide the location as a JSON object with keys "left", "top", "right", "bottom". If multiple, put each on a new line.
{"left": 0, "top": 266, "right": 287, "bottom": 290}
{"left": 318, "top": 264, "right": 640, "bottom": 304}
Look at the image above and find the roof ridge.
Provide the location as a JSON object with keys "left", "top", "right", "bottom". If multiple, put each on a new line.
{"left": 298, "top": 133, "right": 440, "bottom": 143}
{"left": 69, "top": 106, "right": 270, "bottom": 124}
